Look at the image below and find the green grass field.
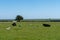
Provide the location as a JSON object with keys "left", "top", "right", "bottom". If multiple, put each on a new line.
{"left": 0, "top": 22, "right": 60, "bottom": 40}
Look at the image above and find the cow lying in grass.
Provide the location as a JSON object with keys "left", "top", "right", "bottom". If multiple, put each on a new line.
{"left": 43, "top": 24, "right": 51, "bottom": 27}
{"left": 6, "top": 27, "right": 11, "bottom": 30}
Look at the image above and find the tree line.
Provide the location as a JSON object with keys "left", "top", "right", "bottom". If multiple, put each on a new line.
{"left": 0, "top": 15, "right": 60, "bottom": 22}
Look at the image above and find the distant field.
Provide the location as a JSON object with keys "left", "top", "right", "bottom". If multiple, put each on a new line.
{"left": 0, "top": 22, "right": 60, "bottom": 40}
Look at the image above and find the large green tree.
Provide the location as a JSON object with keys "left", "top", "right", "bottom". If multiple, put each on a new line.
{"left": 15, "top": 15, "right": 23, "bottom": 22}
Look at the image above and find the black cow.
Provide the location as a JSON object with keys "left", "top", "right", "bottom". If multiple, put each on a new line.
{"left": 43, "top": 24, "right": 50, "bottom": 27}
{"left": 12, "top": 23, "right": 16, "bottom": 26}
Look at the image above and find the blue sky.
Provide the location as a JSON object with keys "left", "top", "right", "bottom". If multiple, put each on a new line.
{"left": 0, "top": 0, "right": 60, "bottom": 19}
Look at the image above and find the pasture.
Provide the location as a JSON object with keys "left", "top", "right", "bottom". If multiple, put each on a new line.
{"left": 0, "top": 22, "right": 59, "bottom": 40}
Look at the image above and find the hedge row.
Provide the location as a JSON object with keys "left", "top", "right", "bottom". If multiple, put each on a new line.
{"left": 0, "top": 19, "right": 60, "bottom": 22}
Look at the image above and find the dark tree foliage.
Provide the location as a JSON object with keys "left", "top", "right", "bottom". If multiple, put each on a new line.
{"left": 15, "top": 15, "right": 23, "bottom": 22}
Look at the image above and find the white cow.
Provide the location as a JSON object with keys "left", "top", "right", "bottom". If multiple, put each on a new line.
{"left": 6, "top": 27, "right": 11, "bottom": 30}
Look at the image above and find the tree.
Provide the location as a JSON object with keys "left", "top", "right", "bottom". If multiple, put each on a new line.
{"left": 15, "top": 15, "right": 23, "bottom": 22}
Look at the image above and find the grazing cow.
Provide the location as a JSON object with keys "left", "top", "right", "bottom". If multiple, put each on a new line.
{"left": 43, "top": 24, "right": 50, "bottom": 27}
{"left": 12, "top": 23, "right": 16, "bottom": 26}
{"left": 12, "top": 21, "right": 17, "bottom": 26}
